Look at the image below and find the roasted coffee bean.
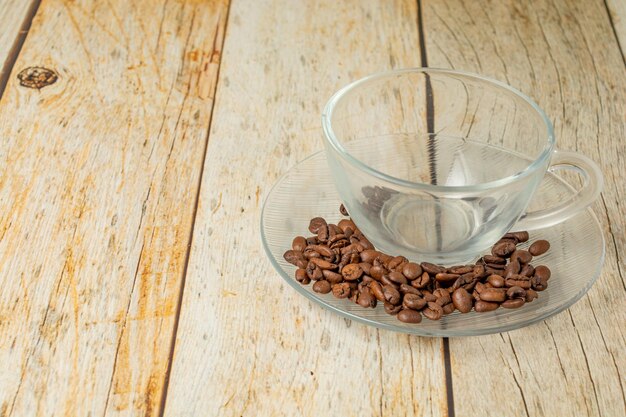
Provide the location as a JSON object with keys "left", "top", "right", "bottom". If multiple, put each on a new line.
{"left": 339, "top": 204, "right": 349, "bottom": 216}
{"left": 448, "top": 265, "right": 473, "bottom": 275}
{"left": 317, "top": 225, "right": 329, "bottom": 242}
{"left": 529, "top": 239, "right": 550, "bottom": 256}
{"left": 303, "top": 249, "right": 321, "bottom": 260}
{"left": 403, "top": 293, "right": 427, "bottom": 310}
{"left": 506, "top": 286, "right": 526, "bottom": 299}
{"left": 357, "top": 287, "right": 377, "bottom": 308}
{"left": 475, "top": 282, "right": 487, "bottom": 293}
{"left": 388, "top": 256, "right": 408, "bottom": 270}
{"left": 503, "top": 231, "right": 530, "bottom": 243}
{"left": 487, "top": 274, "right": 505, "bottom": 288}
{"left": 381, "top": 275, "right": 399, "bottom": 289}
{"left": 433, "top": 288, "right": 451, "bottom": 306}
{"left": 306, "top": 262, "right": 324, "bottom": 280}
{"left": 525, "top": 289, "right": 538, "bottom": 302}
{"left": 520, "top": 263, "right": 535, "bottom": 277}
{"left": 398, "top": 309, "right": 422, "bottom": 323}
{"left": 361, "top": 276, "right": 374, "bottom": 285}
{"left": 411, "top": 272, "right": 431, "bottom": 289}
{"left": 329, "top": 223, "right": 342, "bottom": 235}
{"left": 502, "top": 298, "right": 525, "bottom": 309}
{"left": 479, "top": 288, "right": 507, "bottom": 302}
{"left": 421, "top": 262, "right": 445, "bottom": 275}
{"left": 308, "top": 217, "right": 327, "bottom": 233}
{"left": 532, "top": 276, "right": 549, "bottom": 291}
{"left": 292, "top": 236, "right": 307, "bottom": 252}
{"left": 322, "top": 270, "right": 343, "bottom": 284}
{"left": 360, "top": 249, "right": 380, "bottom": 264}
{"left": 332, "top": 282, "right": 351, "bottom": 298}
{"left": 306, "top": 236, "right": 318, "bottom": 246}
{"left": 369, "top": 265, "right": 385, "bottom": 280}
{"left": 474, "top": 300, "right": 499, "bottom": 312}
{"left": 452, "top": 288, "right": 473, "bottom": 313}
{"left": 384, "top": 302, "right": 402, "bottom": 315}
{"left": 359, "top": 237, "right": 375, "bottom": 250}
{"left": 283, "top": 250, "right": 304, "bottom": 266}
{"left": 435, "top": 272, "right": 460, "bottom": 283}
{"left": 492, "top": 240, "right": 516, "bottom": 257}
{"left": 337, "top": 219, "right": 356, "bottom": 233}
{"left": 387, "top": 271, "right": 408, "bottom": 285}
{"left": 504, "top": 260, "right": 520, "bottom": 278}
{"left": 486, "top": 268, "right": 506, "bottom": 277}
{"left": 402, "top": 262, "right": 423, "bottom": 280}
{"left": 359, "top": 262, "right": 372, "bottom": 276}
{"left": 312, "top": 280, "right": 332, "bottom": 294}
{"left": 511, "top": 250, "right": 532, "bottom": 264}
{"left": 473, "top": 264, "right": 486, "bottom": 278}
{"left": 383, "top": 285, "right": 401, "bottom": 305}
{"left": 295, "top": 268, "right": 308, "bottom": 283}
{"left": 485, "top": 262, "right": 506, "bottom": 270}
{"left": 309, "top": 257, "right": 337, "bottom": 270}
{"left": 423, "top": 302, "right": 444, "bottom": 320}
{"left": 370, "top": 281, "right": 386, "bottom": 301}
{"left": 483, "top": 255, "right": 506, "bottom": 264}
{"left": 342, "top": 263, "right": 363, "bottom": 281}
{"left": 534, "top": 265, "right": 551, "bottom": 281}
{"left": 399, "top": 284, "right": 421, "bottom": 295}
{"left": 472, "top": 290, "right": 481, "bottom": 301}
{"left": 505, "top": 277, "right": 531, "bottom": 289}
{"left": 443, "top": 303, "right": 456, "bottom": 315}
{"left": 328, "top": 234, "right": 346, "bottom": 245}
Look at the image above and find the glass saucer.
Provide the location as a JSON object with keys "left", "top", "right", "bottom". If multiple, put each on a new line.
{"left": 260, "top": 151, "right": 605, "bottom": 336}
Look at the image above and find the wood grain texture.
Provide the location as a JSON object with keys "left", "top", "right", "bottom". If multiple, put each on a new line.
{"left": 0, "top": 0, "right": 39, "bottom": 91}
{"left": 163, "top": 1, "right": 448, "bottom": 416}
{"left": 0, "top": 0, "right": 228, "bottom": 416}
{"left": 422, "top": 0, "right": 626, "bottom": 415}
{"left": 606, "top": 0, "right": 626, "bottom": 60}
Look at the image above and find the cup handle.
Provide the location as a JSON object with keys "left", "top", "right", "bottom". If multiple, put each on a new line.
{"left": 514, "top": 149, "right": 603, "bottom": 231}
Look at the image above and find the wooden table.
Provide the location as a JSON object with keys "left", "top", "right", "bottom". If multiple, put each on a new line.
{"left": 0, "top": 0, "right": 624, "bottom": 416}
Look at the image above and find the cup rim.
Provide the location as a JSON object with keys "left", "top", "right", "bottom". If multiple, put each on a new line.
{"left": 321, "top": 68, "right": 556, "bottom": 192}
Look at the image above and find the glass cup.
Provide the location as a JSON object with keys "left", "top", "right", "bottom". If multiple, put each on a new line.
{"left": 322, "top": 68, "right": 603, "bottom": 264}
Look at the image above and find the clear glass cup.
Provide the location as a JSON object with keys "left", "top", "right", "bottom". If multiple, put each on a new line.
{"left": 322, "top": 68, "right": 603, "bottom": 264}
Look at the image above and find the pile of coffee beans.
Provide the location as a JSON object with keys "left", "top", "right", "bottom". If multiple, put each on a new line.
{"left": 283, "top": 205, "right": 552, "bottom": 324}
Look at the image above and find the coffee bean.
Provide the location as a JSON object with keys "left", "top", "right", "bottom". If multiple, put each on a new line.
{"left": 370, "top": 281, "right": 386, "bottom": 301}
{"left": 452, "top": 288, "right": 473, "bottom": 313}
{"left": 309, "top": 257, "right": 337, "bottom": 270}
{"left": 504, "top": 260, "right": 520, "bottom": 278}
{"left": 410, "top": 272, "right": 431, "bottom": 289}
{"left": 511, "top": 250, "right": 532, "bottom": 264}
{"left": 310, "top": 244, "right": 334, "bottom": 258}
{"left": 306, "top": 262, "right": 324, "bottom": 280}
{"left": 359, "top": 262, "right": 372, "bottom": 276}
{"left": 383, "top": 285, "right": 401, "bottom": 305}
{"left": 443, "top": 303, "right": 456, "bottom": 315}
{"left": 532, "top": 276, "right": 549, "bottom": 291}
{"left": 487, "top": 274, "right": 505, "bottom": 288}
{"left": 448, "top": 265, "right": 473, "bottom": 275}
{"left": 433, "top": 288, "right": 451, "bottom": 306}
{"left": 421, "top": 262, "right": 445, "bottom": 275}
{"left": 422, "top": 291, "right": 437, "bottom": 302}
{"left": 388, "top": 256, "right": 408, "bottom": 270}
{"left": 491, "top": 240, "right": 516, "bottom": 257}
{"left": 369, "top": 265, "right": 385, "bottom": 280}
{"left": 295, "top": 268, "right": 308, "bottom": 283}
{"left": 473, "top": 264, "right": 486, "bottom": 278}
{"left": 283, "top": 249, "right": 304, "bottom": 266}
{"left": 485, "top": 262, "right": 506, "bottom": 270}
{"left": 435, "top": 272, "right": 460, "bottom": 283}
{"left": 525, "top": 289, "right": 538, "bottom": 302}
{"left": 360, "top": 249, "right": 380, "bottom": 264}
{"left": 423, "top": 302, "right": 444, "bottom": 320}
{"left": 534, "top": 265, "right": 551, "bottom": 281}
{"left": 483, "top": 255, "right": 506, "bottom": 264}
{"left": 387, "top": 271, "right": 408, "bottom": 285}
{"left": 529, "top": 239, "right": 550, "bottom": 256}
{"left": 357, "top": 287, "right": 377, "bottom": 308}
{"left": 520, "top": 263, "right": 535, "bottom": 277}
{"left": 402, "top": 262, "right": 423, "bottom": 280}
{"left": 359, "top": 237, "right": 375, "bottom": 250}
{"left": 505, "top": 277, "right": 531, "bottom": 289}
{"left": 503, "top": 231, "right": 530, "bottom": 243}
{"left": 339, "top": 204, "right": 349, "bottom": 216}
{"left": 486, "top": 267, "right": 506, "bottom": 277}
{"left": 312, "top": 280, "right": 331, "bottom": 294}
{"left": 381, "top": 275, "right": 399, "bottom": 289}
{"left": 317, "top": 225, "right": 329, "bottom": 242}
{"left": 398, "top": 309, "right": 422, "bottom": 323}
{"left": 384, "top": 302, "right": 402, "bottom": 315}
{"left": 292, "top": 236, "right": 307, "bottom": 252}
{"left": 502, "top": 298, "right": 525, "bottom": 309}
{"left": 332, "top": 283, "right": 351, "bottom": 298}
{"left": 479, "top": 288, "right": 507, "bottom": 302}
{"left": 322, "top": 270, "right": 343, "bottom": 284}
{"left": 474, "top": 300, "right": 499, "bottom": 312}
{"left": 399, "top": 284, "right": 421, "bottom": 295}
{"left": 337, "top": 219, "right": 357, "bottom": 233}
{"left": 342, "top": 263, "right": 363, "bottom": 281}
{"left": 403, "top": 293, "right": 427, "bottom": 310}
{"left": 506, "top": 286, "right": 526, "bottom": 299}
{"left": 308, "top": 217, "right": 327, "bottom": 233}
{"left": 306, "top": 236, "right": 318, "bottom": 246}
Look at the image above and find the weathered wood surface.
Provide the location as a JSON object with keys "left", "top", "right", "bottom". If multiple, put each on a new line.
{"left": 0, "top": 0, "right": 228, "bottom": 416}
{"left": 162, "top": 1, "right": 449, "bottom": 416}
{"left": 422, "top": 0, "right": 626, "bottom": 415}
{"left": 606, "top": 0, "right": 626, "bottom": 59}
{"left": 0, "top": 0, "right": 38, "bottom": 90}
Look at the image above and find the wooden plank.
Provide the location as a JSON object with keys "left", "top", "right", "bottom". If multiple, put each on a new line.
{"left": 422, "top": 0, "right": 626, "bottom": 415}
{"left": 0, "top": 0, "right": 228, "bottom": 416}
{"left": 606, "top": 0, "right": 626, "bottom": 60}
{"left": 163, "top": 1, "right": 448, "bottom": 416}
{"left": 0, "top": 0, "right": 39, "bottom": 92}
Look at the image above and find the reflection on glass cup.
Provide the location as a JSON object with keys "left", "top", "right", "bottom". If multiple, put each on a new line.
{"left": 322, "top": 69, "right": 602, "bottom": 264}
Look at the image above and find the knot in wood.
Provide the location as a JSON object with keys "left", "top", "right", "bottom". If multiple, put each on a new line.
{"left": 17, "top": 66, "right": 58, "bottom": 89}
